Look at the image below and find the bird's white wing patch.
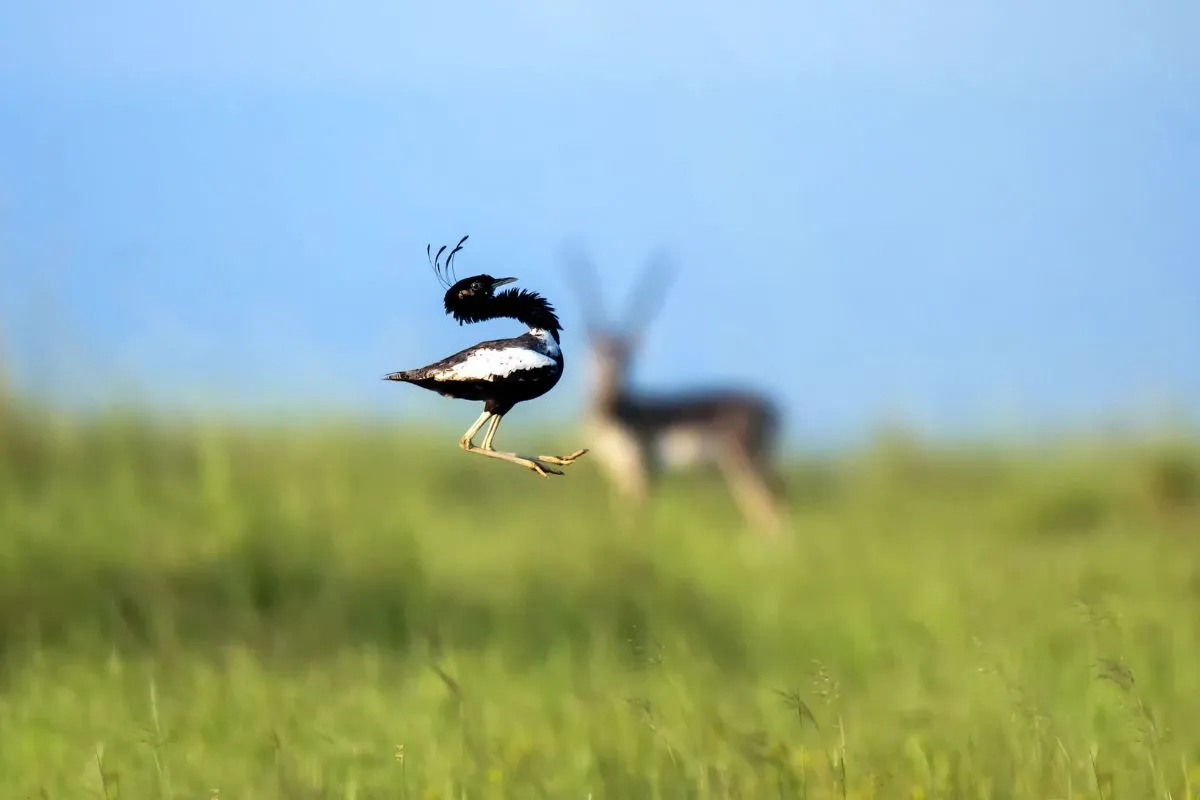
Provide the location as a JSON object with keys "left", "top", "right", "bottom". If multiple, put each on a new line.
{"left": 436, "top": 347, "right": 556, "bottom": 381}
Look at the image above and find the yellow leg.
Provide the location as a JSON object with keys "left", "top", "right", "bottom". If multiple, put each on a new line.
{"left": 459, "top": 410, "right": 493, "bottom": 450}
{"left": 481, "top": 413, "right": 502, "bottom": 451}
{"left": 462, "top": 411, "right": 589, "bottom": 478}
{"left": 484, "top": 413, "right": 588, "bottom": 469}
{"left": 466, "top": 444, "right": 564, "bottom": 477}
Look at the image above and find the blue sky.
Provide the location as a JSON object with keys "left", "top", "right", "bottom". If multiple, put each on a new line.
{"left": 1, "top": 0, "right": 1198, "bottom": 444}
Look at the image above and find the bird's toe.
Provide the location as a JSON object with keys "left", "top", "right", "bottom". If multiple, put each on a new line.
{"left": 539, "top": 449, "right": 589, "bottom": 466}
{"left": 527, "top": 459, "right": 564, "bottom": 478}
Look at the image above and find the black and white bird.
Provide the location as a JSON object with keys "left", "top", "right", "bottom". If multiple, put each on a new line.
{"left": 384, "top": 236, "right": 588, "bottom": 478}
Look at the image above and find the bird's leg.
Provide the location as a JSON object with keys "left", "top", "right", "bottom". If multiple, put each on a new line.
{"left": 483, "top": 414, "right": 585, "bottom": 466}
{"left": 489, "top": 413, "right": 588, "bottom": 467}
{"left": 458, "top": 410, "right": 493, "bottom": 450}
{"left": 483, "top": 417, "right": 587, "bottom": 468}
{"left": 472, "top": 414, "right": 562, "bottom": 477}
{"left": 480, "top": 413, "right": 502, "bottom": 451}
{"left": 459, "top": 413, "right": 584, "bottom": 478}
{"left": 459, "top": 410, "right": 555, "bottom": 473}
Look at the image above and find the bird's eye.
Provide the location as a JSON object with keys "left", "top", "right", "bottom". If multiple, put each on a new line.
{"left": 472, "top": 281, "right": 484, "bottom": 291}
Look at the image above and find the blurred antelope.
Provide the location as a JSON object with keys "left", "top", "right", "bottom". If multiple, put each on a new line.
{"left": 564, "top": 248, "right": 789, "bottom": 536}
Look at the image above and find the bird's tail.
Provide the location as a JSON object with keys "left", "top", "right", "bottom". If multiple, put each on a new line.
{"left": 382, "top": 370, "right": 415, "bottom": 382}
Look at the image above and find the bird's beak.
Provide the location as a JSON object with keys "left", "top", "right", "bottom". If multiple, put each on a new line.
{"left": 491, "top": 277, "right": 517, "bottom": 288}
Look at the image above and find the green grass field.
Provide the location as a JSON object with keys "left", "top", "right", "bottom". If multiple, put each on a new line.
{"left": 2, "top": 398, "right": 1199, "bottom": 798}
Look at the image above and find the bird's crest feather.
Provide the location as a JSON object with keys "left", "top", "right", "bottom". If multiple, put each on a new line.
{"left": 427, "top": 234, "right": 470, "bottom": 289}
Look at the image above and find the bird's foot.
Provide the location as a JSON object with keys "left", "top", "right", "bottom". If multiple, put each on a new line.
{"left": 536, "top": 448, "right": 589, "bottom": 467}
{"left": 467, "top": 445, "right": 567, "bottom": 477}
{"left": 464, "top": 443, "right": 586, "bottom": 478}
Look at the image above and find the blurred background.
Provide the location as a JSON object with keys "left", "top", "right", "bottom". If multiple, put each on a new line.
{"left": 2, "top": 0, "right": 1197, "bottom": 440}
{"left": 1, "top": 1, "right": 1199, "bottom": 797}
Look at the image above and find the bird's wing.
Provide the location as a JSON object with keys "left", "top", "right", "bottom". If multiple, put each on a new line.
{"left": 432, "top": 346, "right": 556, "bottom": 382}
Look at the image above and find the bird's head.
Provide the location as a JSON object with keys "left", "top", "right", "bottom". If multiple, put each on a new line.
{"left": 443, "top": 274, "right": 517, "bottom": 317}
{"left": 426, "top": 235, "right": 516, "bottom": 322}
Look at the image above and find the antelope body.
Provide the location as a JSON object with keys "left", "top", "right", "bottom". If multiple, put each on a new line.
{"left": 566, "top": 250, "right": 789, "bottom": 535}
